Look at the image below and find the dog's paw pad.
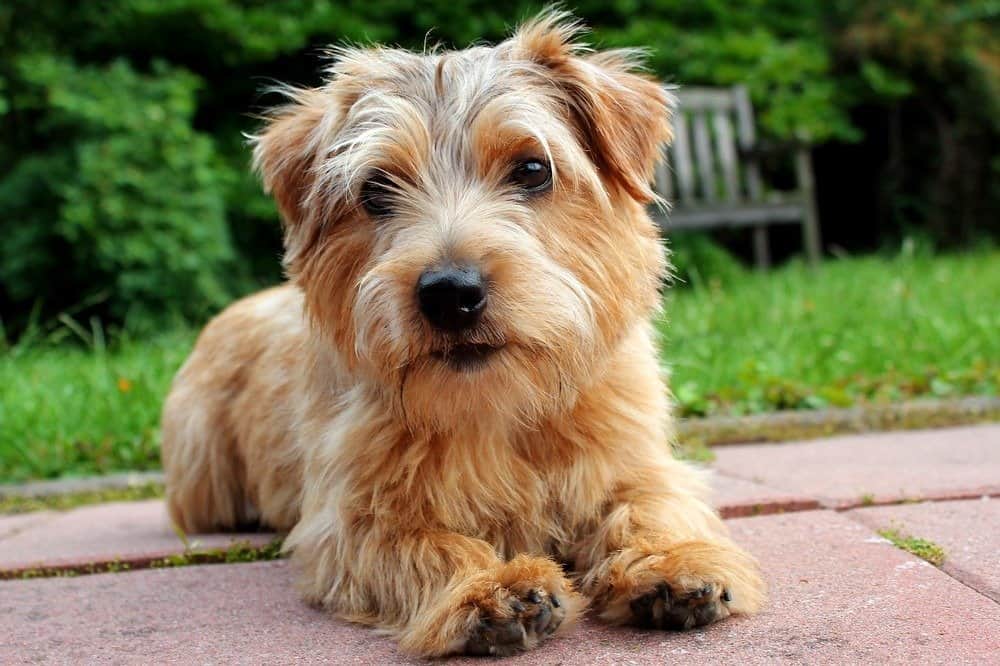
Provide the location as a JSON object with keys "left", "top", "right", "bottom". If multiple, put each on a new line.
{"left": 464, "top": 587, "right": 566, "bottom": 656}
{"left": 629, "top": 582, "right": 731, "bottom": 631}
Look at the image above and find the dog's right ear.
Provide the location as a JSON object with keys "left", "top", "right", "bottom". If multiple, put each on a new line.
{"left": 251, "top": 88, "right": 337, "bottom": 268}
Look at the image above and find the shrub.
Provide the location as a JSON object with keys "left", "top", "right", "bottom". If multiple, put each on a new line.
{"left": 1, "top": 53, "right": 237, "bottom": 328}
{"left": 0, "top": 1, "right": 996, "bottom": 334}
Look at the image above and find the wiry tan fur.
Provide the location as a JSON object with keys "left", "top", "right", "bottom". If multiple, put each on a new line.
{"left": 161, "top": 11, "right": 765, "bottom": 657}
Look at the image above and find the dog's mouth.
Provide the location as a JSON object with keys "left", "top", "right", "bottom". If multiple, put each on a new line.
{"left": 430, "top": 343, "right": 505, "bottom": 371}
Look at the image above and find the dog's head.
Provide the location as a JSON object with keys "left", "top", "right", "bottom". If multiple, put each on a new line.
{"left": 252, "top": 12, "right": 672, "bottom": 431}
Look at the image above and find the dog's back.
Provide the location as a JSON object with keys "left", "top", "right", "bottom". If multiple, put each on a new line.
{"left": 161, "top": 284, "right": 308, "bottom": 532}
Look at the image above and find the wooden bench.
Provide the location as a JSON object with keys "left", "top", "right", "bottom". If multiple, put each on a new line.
{"left": 652, "top": 85, "right": 822, "bottom": 268}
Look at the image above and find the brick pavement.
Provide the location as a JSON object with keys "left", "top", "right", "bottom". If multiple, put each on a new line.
{"left": 2, "top": 424, "right": 998, "bottom": 664}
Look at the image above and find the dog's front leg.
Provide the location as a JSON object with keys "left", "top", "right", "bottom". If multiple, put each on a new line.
{"left": 290, "top": 522, "right": 584, "bottom": 657}
{"left": 572, "top": 463, "right": 766, "bottom": 630}
{"left": 400, "top": 546, "right": 586, "bottom": 657}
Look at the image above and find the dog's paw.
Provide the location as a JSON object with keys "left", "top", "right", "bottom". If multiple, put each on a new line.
{"left": 464, "top": 584, "right": 566, "bottom": 656}
{"left": 595, "top": 539, "right": 765, "bottom": 630}
{"left": 461, "top": 555, "right": 585, "bottom": 656}
{"left": 629, "top": 580, "right": 731, "bottom": 630}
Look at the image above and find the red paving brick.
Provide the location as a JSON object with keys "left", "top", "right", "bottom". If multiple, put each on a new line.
{"left": 0, "top": 500, "right": 274, "bottom": 575}
{"left": 0, "top": 512, "right": 53, "bottom": 541}
{"left": 713, "top": 424, "right": 1000, "bottom": 508}
{"left": 3, "top": 510, "right": 998, "bottom": 665}
{"left": 849, "top": 497, "right": 1000, "bottom": 603}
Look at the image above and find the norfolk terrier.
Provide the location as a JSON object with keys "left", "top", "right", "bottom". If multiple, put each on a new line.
{"left": 161, "top": 11, "right": 765, "bottom": 657}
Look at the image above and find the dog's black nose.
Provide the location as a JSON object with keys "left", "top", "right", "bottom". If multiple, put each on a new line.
{"left": 417, "top": 266, "right": 487, "bottom": 332}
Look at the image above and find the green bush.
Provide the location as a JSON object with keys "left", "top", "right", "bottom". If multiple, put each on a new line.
{"left": 0, "top": 1, "right": 997, "bottom": 333}
{"left": 0, "top": 52, "right": 237, "bottom": 327}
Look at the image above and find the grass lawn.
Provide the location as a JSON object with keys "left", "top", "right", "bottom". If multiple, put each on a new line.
{"left": 661, "top": 249, "right": 999, "bottom": 417}
{"left": 2, "top": 249, "right": 998, "bottom": 483}
{"left": 1, "top": 329, "right": 196, "bottom": 482}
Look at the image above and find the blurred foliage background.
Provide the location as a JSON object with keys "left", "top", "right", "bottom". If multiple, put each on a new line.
{"left": 1, "top": 0, "right": 998, "bottom": 335}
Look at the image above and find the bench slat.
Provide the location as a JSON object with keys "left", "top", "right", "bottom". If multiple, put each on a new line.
{"left": 654, "top": 146, "right": 673, "bottom": 201}
{"left": 652, "top": 202, "right": 805, "bottom": 230}
{"left": 673, "top": 88, "right": 737, "bottom": 110}
{"left": 733, "top": 86, "right": 762, "bottom": 202}
{"left": 691, "top": 112, "right": 716, "bottom": 202}
{"left": 712, "top": 109, "right": 741, "bottom": 202}
{"left": 671, "top": 113, "right": 695, "bottom": 203}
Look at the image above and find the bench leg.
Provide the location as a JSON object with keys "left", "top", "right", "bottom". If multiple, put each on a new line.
{"left": 752, "top": 226, "right": 770, "bottom": 270}
{"left": 795, "top": 147, "right": 822, "bottom": 266}
{"left": 802, "top": 210, "right": 821, "bottom": 267}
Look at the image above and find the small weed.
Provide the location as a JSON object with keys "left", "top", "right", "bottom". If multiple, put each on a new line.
{"left": 878, "top": 527, "right": 946, "bottom": 566}
{"left": 860, "top": 493, "right": 875, "bottom": 506}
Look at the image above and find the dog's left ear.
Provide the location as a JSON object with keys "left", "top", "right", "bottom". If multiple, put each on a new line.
{"left": 251, "top": 88, "right": 340, "bottom": 270}
{"left": 512, "top": 14, "right": 674, "bottom": 203}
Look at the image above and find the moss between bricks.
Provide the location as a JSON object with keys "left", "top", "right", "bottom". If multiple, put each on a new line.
{"left": 152, "top": 536, "right": 285, "bottom": 568}
{"left": 0, "top": 482, "right": 164, "bottom": 514}
{"left": 0, "top": 537, "right": 285, "bottom": 580}
{"left": 676, "top": 396, "right": 1000, "bottom": 447}
{"left": 878, "top": 528, "right": 946, "bottom": 566}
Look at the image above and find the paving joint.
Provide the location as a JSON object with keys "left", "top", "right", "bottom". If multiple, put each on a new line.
{"left": 0, "top": 472, "right": 165, "bottom": 499}
{"left": 679, "top": 395, "right": 1000, "bottom": 446}
{"left": 827, "top": 488, "right": 1000, "bottom": 512}
{"left": 0, "top": 536, "right": 285, "bottom": 581}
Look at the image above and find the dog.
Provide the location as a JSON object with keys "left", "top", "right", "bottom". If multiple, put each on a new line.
{"left": 161, "top": 11, "right": 765, "bottom": 657}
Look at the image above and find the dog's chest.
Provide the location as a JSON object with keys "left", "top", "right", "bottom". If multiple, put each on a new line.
{"left": 409, "top": 435, "right": 615, "bottom": 558}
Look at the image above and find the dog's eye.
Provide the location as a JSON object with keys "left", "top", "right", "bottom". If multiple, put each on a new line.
{"left": 510, "top": 159, "right": 552, "bottom": 193}
{"left": 360, "top": 176, "right": 394, "bottom": 218}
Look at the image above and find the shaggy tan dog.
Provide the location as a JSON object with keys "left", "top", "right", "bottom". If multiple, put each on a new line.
{"left": 161, "top": 12, "right": 765, "bottom": 657}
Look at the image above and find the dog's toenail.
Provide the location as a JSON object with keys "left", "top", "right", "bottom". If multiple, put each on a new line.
{"left": 511, "top": 599, "right": 525, "bottom": 613}
{"left": 722, "top": 589, "right": 732, "bottom": 602}
{"left": 526, "top": 589, "right": 542, "bottom": 604}
{"left": 550, "top": 595, "right": 561, "bottom": 608}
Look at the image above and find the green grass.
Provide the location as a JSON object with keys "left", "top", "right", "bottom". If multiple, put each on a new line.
{"left": 1, "top": 249, "right": 998, "bottom": 483}
{"left": 662, "top": 249, "right": 1000, "bottom": 417}
{"left": 0, "top": 329, "right": 195, "bottom": 482}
